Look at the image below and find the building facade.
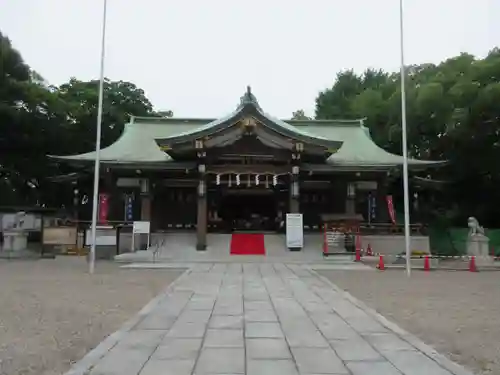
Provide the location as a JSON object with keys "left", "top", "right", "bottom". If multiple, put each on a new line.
{"left": 51, "top": 87, "right": 442, "bottom": 250}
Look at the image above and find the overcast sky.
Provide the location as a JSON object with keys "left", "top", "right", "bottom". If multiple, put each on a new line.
{"left": 1, "top": 0, "right": 498, "bottom": 118}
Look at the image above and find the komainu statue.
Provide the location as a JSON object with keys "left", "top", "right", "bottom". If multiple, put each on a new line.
{"left": 466, "top": 216, "right": 492, "bottom": 266}
{"left": 467, "top": 217, "right": 485, "bottom": 236}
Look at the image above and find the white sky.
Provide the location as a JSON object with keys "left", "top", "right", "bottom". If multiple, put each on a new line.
{"left": 1, "top": 0, "right": 498, "bottom": 118}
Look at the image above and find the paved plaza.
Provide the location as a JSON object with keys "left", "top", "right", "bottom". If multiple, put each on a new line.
{"left": 66, "top": 263, "right": 475, "bottom": 375}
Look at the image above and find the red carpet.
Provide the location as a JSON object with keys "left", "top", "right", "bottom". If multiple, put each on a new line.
{"left": 230, "top": 233, "right": 266, "bottom": 255}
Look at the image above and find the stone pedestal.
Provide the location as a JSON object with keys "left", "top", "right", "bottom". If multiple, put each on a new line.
{"left": 467, "top": 234, "right": 493, "bottom": 266}
{"left": 3, "top": 231, "right": 28, "bottom": 252}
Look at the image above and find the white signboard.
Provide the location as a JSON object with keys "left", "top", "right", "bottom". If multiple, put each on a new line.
{"left": 286, "top": 213, "right": 303, "bottom": 249}
{"left": 1, "top": 213, "right": 39, "bottom": 231}
{"left": 131, "top": 221, "right": 151, "bottom": 252}
{"left": 133, "top": 221, "right": 150, "bottom": 234}
{"left": 85, "top": 227, "right": 117, "bottom": 246}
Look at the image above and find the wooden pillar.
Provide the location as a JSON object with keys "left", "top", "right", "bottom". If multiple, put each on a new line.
{"left": 138, "top": 179, "right": 152, "bottom": 249}
{"left": 345, "top": 181, "right": 356, "bottom": 215}
{"left": 196, "top": 142, "right": 207, "bottom": 251}
{"left": 196, "top": 192, "right": 207, "bottom": 250}
{"left": 289, "top": 148, "right": 301, "bottom": 213}
{"left": 289, "top": 168, "right": 300, "bottom": 213}
{"left": 140, "top": 195, "right": 151, "bottom": 221}
{"left": 139, "top": 179, "right": 151, "bottom": 221}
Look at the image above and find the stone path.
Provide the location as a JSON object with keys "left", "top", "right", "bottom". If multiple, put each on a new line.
{"left": 67, "top": 263, "right": 474, "bottom": 375}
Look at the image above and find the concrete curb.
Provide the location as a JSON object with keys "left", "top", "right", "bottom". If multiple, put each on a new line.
{"left": 311, "top": 269, "right": 476, "bottom": 375}
{"left": 62, "top": 267, "right": 192, "bottom": 375}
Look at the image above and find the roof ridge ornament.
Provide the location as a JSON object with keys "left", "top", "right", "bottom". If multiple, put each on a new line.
{"left": 238, "top": 85, "right": 261, "bottom": 110}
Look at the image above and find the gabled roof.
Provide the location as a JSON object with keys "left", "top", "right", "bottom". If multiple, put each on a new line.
{"left": 291, "top": 122, "right": 443, "bottom": 169}
{"left": 49, "top": 87, "right": 444, "bottom": 170}
{"left": 154, "top": 86, "right": 342, "bottom": 152}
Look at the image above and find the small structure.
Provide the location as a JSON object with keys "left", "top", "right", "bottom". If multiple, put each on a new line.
{"left": 2, "top": 211, "right": 29, "bottom": 253}
{"left": 466, "top": 217, "right": 492, "bottom": 266}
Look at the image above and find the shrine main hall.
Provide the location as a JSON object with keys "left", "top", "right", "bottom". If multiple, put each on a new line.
{"left": 51, "top": 87, "right": 442, "bottom": 251}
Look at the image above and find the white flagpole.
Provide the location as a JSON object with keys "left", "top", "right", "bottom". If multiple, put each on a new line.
{"left": 89, "top": 0, "right": 108, "bottom": 274}
{"left": 399, "top": 0, "right": 411, "bottom": 277}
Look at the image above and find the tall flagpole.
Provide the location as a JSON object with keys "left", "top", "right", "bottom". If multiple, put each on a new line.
{"left": 89, "top": 0, "right": 108, "bottom": 274}
{"left": 399, "top": 0, "right": 411, "bottom": 277}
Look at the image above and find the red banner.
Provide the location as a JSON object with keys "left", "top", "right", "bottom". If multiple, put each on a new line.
{"left": 98, "top": 193, "right": 109, "bottom": 224}
{"left": 386, "top": 195, "right": 396, "bottom": 225}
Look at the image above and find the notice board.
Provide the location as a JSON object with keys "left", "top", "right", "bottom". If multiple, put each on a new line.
{"left": 286, "top": 213, "right": 303, "bottom": 249}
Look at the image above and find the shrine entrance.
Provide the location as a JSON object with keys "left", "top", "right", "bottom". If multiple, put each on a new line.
{"left": 218, "top": 189, "right": 280, "bottom": 232}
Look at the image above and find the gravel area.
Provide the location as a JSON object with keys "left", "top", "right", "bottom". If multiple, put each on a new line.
{"left": 0, "top": 257, "right": 185, "bottom": 375}
{"left": 317, "top": 269, "right": 500, "bottom": 375}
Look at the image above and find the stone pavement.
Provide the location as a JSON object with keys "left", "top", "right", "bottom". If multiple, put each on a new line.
{"left": 66, "top": 263, "right": 475, "bottom": 375}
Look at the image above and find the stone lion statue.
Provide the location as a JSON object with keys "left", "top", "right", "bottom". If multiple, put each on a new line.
{"left": 467, "top": 217, "right": 485, "bottom": 236}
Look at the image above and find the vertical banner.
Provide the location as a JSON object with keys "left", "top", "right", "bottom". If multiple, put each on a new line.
{"left": 124, "top": 194, "right": 134, "bottom": 222}
{"left": 368, "top": 192, "right": 376, "bottom": 222}
{"left": 386, "top": 195, "right": 396, "bottom": 225}
{"left": 98, "top": 193, "right": 109, "bottom": 224}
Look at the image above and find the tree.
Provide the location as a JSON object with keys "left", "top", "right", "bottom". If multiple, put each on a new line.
{"left": 0, "top": 31, "right": 67, "bottom": 205}
{"left": 291, "top": 109, "right": 311, "bottom": 120}
{"left": 315, "top": 52, "right": 500, "bottom": 226}
{"left": 158, "top": 110, "right": 174, "bottom": 118}
{"left": 0, "top": 30, "right": 172, "bottom": 207}
{"left": 55, "top": 78, "right": 156, "bottom": 154}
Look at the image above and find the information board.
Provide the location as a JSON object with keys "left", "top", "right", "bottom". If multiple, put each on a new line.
{"left": 85, "top": 226, "right": 116, "bottom": 246}
{"left": 286, "top": 213, "right": 303, "bottom": 249}
{"left": 133, "top": 221, "right": 150, "bottom": 234}
{"left": 131, "top": 221, "right": 151, "bottom": 252}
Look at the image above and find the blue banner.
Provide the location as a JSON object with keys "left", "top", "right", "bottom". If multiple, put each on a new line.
{"left": 125, "top": 194, "right": 134, "bottom": 221}
{"left": 368, "top": 192, "right": 377, "bottom": 222}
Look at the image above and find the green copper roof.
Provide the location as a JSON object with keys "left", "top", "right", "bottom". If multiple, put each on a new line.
{"left": 48, "top": 121, "right": 174, "bottom": 164}
{"left": 49, "top": 87, "right": 443, "bottom": 169}
{"left": 153, "top": 86, "right": 340, "bottom": 148}
{"left": 292, "top": 123, "right": 443, "bottom": 168}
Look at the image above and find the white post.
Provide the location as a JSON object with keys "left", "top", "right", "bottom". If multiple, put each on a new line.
{"left": 89, "top": 0, "right": 108, "bottom": 274}
{"left": 399, "top": 0, "right": 411, "bottom": 277}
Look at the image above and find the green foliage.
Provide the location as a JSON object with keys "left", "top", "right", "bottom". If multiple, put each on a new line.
{"left": 291, "top": 109, "right": 311, "bottom": 120}
{"left": 0, "top": 31, "right": 171, "bottom": 207}
{"left": 316, "top": 51, "right": 500, "bottom": 226}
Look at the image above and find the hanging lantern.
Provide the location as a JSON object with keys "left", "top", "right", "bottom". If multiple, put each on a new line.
{"left": 273, "top": 175, "right": 278, "bottom": 186}
{"left": 236, "top": 174, "right": 240, "bottom": 186}
{"left": 216, "top": 174, "right": 221, "bottom": 185}
{"left": 247, "top": 174, "right": 251, "bottom": 187}
{"left": 255, "top": 174, "right": 260, "bottom": 186}
{"left": 265, "top": 175, "right": 269, "bottom": 189}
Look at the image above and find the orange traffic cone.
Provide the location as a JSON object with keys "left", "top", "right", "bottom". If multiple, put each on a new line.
{"left": 376, "top": 255, "right": 385, "bottom": 270}
{"left": 367, "top": 243, "right": 373, "bottom": 256}
{"left": 469, "top": 256, "right": 477, "bottom": 272}
{"left": 355, "top": 235, "right": 361, "bottom": 262}
{"left": 423, "top": 255, "right": 430, "bottom": 271}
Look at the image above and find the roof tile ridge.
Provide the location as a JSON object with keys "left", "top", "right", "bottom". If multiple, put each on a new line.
{"left": 287, "top": 118, "right": 366, "bottom": 126}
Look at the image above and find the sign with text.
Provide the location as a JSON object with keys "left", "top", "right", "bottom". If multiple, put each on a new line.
{"left": 124, "top": 194, "right": 134, "bottom": 221}
{"left": 368, "top": 192, "right": 377, "bottom": 222}
{"left": 133, "top": 221, "right": 150, "bottom": 234}
{"left": 131, "top": 221, "right": 151, "bottom": 252}
{"left": 85, "top": 227, "right": 117, "bottom": 246}
{"left": 286, "top": 213, "right": 303, "bottom": 249}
